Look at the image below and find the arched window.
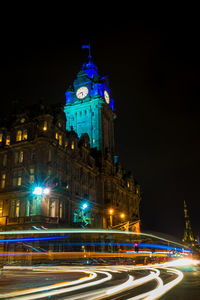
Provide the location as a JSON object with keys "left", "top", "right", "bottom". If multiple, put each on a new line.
{"left": 43, "top": 121, "right": 48, "bottom": 131}
{"left": 5, "top": 136, "right": 10, "bottom": 145}
{"left": 1, "top": 174, "right": 6, "bottom": 189}
{"left": 22, "top": 129, "right": 28, "bottom": 140}
{"left": 58, "top": 135, "right": 62, "bottom": 146}
{"left": 16, "top": 130, "right": 22, "bottom": 141}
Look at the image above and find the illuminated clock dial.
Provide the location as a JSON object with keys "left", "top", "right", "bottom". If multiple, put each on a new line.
{"left": 104, "top": 90, "right": 110, "bottom": 104}
{"left": 76, "top": 86, "right": 89, "bottom": 99}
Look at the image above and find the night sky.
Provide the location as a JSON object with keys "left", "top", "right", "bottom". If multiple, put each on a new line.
{"left": 1, "top": 9, "right": 200, "bottom": 240}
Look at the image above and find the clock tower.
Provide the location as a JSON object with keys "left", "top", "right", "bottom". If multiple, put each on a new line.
{"left": 64, "top": 56, "right": 115, "bottom": 155}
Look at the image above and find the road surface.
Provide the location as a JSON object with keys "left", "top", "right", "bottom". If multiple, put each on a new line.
{"left": 0, "top": 260, "right": 199, "bottom": 299}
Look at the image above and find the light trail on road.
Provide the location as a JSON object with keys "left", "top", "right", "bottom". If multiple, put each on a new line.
{"left": 0, "top": 228, "right": 190, "bottom": 250}
{"left": 1, "top": 259, "right": 198, "bottom": 300}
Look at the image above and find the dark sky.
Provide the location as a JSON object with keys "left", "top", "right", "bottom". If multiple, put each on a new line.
{"left": 1, "top": 8, "right": 200, "bottom": 239}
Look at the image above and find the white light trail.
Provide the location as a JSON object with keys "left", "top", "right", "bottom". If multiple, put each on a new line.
{"left": 67, "top": 268, "right": 161, "bottom": 300}
{"left": 127, "top": 267, "right": 184, "bottom": 300}
{"left": 8, "top": 271, "right": 112, "bottom": 300}
{"left": 1, "top": 259, "right": 197, "bottom": 300}
{"left": 0, "top": 270, "right": 96, "bottom": 299}
{"left": 0, "top": 228, "right": 189, "bottom": 249}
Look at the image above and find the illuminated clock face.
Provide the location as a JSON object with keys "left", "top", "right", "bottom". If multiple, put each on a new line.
{"left": 76, "top": 86, "right": 89, "bottom": 99}
{"left": 104, "top": 90, "right": 110, "bottom": 104}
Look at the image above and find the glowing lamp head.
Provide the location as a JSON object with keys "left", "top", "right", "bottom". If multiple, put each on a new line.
{"left": 120, "top": 213, "right": 125, "bottom": 219}
{"left": 82, "top": 203, "right": 88, "bottom": 210}
{"left": 43, "top": 188, "right": 50, "bottom": 195}
{"left": 33, "top": 187, "right": 43, "bottom": 196}
{"left": 109, "top": 209, "right": 114, "bottom": 215}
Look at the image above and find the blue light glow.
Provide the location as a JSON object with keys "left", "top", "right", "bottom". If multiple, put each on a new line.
{"left": 82, "top": 203, "right": 88, "bottom": 210}
{"left": 0, "top": 236, "right": 69, "bottom": 243}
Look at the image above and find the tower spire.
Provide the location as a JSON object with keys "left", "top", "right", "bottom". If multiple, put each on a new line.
{"left": 81, "top": 45, "right": 98, "bottom": 79}
{"left": 182, "top": 200, "right": 195, "bottom": 244}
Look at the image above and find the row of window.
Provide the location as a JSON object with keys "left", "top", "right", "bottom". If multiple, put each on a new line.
{"left": 0, "top": 199, "right": 63, "bottom": 219}
{"left": 1, "top": 168, "right": 35, "bottom": 189}
{"left": 0, "top": 145, "right": 73, "bottom": 168}
{"left": 1, "top": 151, "right": 26, "bottom": 167}
{"left": 0, "top": 130, "right": 28, "bottom": 145}
{"left": 0, "top": 130, "right": 75, "bottom": 150}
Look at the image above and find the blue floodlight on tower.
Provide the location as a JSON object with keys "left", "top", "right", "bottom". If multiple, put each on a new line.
{"left": 64, "top": 45, "right": 115, "bottom": 154}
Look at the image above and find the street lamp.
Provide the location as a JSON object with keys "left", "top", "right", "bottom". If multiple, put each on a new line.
{"left": 109, "top": 209, "right": 114, "bottom": 215}
{"left": 82, "top": 203, "right": 88, "bottom": 210}
{"left": 109, "top": 208, "right": 114, "bottom": 227}
{"left": 43, "top": 188, "right": 50, "bottom": 195}
{"left": 120, "top": 213, "right": 125, "bottom": 219}
{"left": 33, "top": 187, "right": 43, "bottom": 196}
{"left": 33, "top": 186, "right": 50, "bottom": 196}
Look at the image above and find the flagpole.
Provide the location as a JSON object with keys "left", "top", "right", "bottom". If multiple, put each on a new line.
{"left": 82, "top": 44, "right": 91, "bottom": 59}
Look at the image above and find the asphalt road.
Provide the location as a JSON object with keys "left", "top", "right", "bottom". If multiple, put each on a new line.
{"left": 0, "top": 261, "right": 199, "bottom": 299}
{"left": 160, "top": 264, "right": 200, "bottom": 300}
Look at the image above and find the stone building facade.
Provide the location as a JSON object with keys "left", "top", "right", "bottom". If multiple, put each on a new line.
{"left": 0, "top": 57, "right": 141, "bottom": 231}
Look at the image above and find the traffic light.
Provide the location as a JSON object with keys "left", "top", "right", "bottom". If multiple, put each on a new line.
{"left": 134, "top": 243, "right": 139, "bottom": 252}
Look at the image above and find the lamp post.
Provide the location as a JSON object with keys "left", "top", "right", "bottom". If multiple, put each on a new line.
{"left": 107, "top": 209, "right": 126, "bottom": 229}
{"left": 109, "top": 209, "right": 114, "bottom": 227}
{"left": 32, "top": 186, "right": 50, "bottom": 216}
{"left": 79, "top": 202, "right": 90, "bottom": 227}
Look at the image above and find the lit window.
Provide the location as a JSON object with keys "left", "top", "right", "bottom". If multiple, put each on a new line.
{"left": 5, "top": 136, "right": 10, "bottom": 145}
{"left": 29, "top": 168, "right": 34, "bottom": 183}
{"left": 19, "top": 151, "right": 23, "bottom": 163}
{"left": 59, "top": 135, "right": 62, "bottom": 146}
{"left": 0, "top": 200, "right": 3, "bottom": 216}
{"left": 15, "top": 151, "right": 23, "bottom": 164}
{"left": 17, "top": 176, "right": 22, "bottom": 186}
{"left": 43, "top": 121, "right": 48, "bottom": 131}
{"left": 0, "top": 133, "right": 2, "bottom": 142}
{"left": 71, "top": 141, "right": 75, "bottom": 150}
{"left": 26, "top": 200, "right": 33, "bottom": 216}
{"left": 22, "top": 129, "right": 28, "bottom": 140}
{"left": 16, "top": 130, "right": 22, "bottom": 141}
{"left": 16, "top": 200, "right": 20, "bottom": 217}
{"left": 49, "top": 200, "right": 56, "bottom": 217}
{"left": 10, "top": 200, "right": 20, "bottom": 217}
{"left": 127, "top": 182, "right": 130, "bottom": 188}
{"left": 55, "top": 132, "right": 59, "bottom": 140}
{"left": 1, "top": 174, "right": 6, "bottom": 189}
{"left": 59, "top": 202, "right": 63, "bottom": 218}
